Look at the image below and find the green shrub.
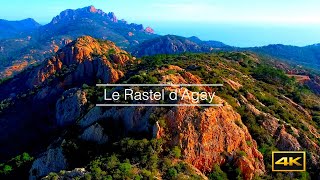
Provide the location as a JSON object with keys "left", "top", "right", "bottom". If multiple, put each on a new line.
{"left": 129, "top": 75, "right": 144, "bottom": 84}
{"left": 170, "top": 146, "right": 181, "bottom": 159}
{"left": 252, "top": 65, "right": 293, "bottom": 86}
{"left": 1, "top": 165, "right": 12, "bottom": 175}
{"left": 167, "top": 167, "right": 178, "bottom": 178}
{"left": 312, "top": 116, "right": 320, "bottom": 126}
{"left": 119, "top": 162, "right": 132, "bottom": 175}
{"left": 141, "top": 169, "right": 152, "bottom": 178}
{"left": 246, "top": 141, "right": 253, "bottom": 147}
{"left": 209, "top": 165, "right": 228, "bottom": 180}
{"left": 235, "top": 120, "right": 243, "bottom": 128}
{"left": 237, "top": 151, "right": 247, "bottom": 157}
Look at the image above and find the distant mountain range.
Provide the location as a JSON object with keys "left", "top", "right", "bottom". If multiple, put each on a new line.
{"left": 0, "top": 6, "right": 157, "bottom": 78}
{"left": 0, "top": 18, "right": 41, "bottom": 39}
{"left": 36, "top": 6, "right": 156, "bottom": 47}
{"left": 0, "top": 5, "right": 320, "bottom": 79}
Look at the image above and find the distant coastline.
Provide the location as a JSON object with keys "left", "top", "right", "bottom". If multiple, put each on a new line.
{"left": 145, "top": 22, "right": 320, "bottom": 47}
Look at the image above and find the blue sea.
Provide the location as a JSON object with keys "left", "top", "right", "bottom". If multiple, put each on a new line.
{"left": 142, "top": 22, "right": 320, "bottom": 47}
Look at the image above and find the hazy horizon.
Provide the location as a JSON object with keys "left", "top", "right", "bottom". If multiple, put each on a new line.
{"left": 2, "top": 0, "right": 320, "bottom": 47}
{"left": 142, "top": 22, "right": 320, "bottom": 47}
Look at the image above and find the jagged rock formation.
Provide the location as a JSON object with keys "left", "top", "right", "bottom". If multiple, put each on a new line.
{"left": 159, "top": 67, "right": 265, "bottom": 179}
{"left": 56, "top": 88, "right": 87, "bottom": 127}
{"left": 78, "top": 106, "right": 154, "bottom": 136}
{"left": 145, "top": 27, "right": 155, "bottom": 34}
{"left": 165, "top": 103, "right": 265, "bottom": 179}
{"left": 49, "top": 6, "right": 120, "bottom": 25}
{"left": 79, "top": 123, "right": 108, "bottom": 144}
{"left": 41, "top": 6, "right": 157, "bottom": 46}
{"left": 29, "top": 147, "right": 67, "bottom": 180}
{"left": 42, "top": 168, "right": 88, "bottom": 180}
{"left": 31, "top": 36, "right": 130, "bottom": 86}
{"left": 74, "top": 103, "right": 265, "bottom": 179}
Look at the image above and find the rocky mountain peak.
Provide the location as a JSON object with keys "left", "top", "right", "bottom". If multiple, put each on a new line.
{"left": 31, "top": 36, "right": 131, "bottom": 85}
{"left": 145, "top": 26, "right": 154, "bottom": 34}
{"left": 107, "top": 12, "right": 118, "bottom": 22}
{"left": 87, "top": 5, "right": 97, "bottom": 13}
{"left": 50, "top": 6, "right": 117, "bottom": 24}
{"left": 19, "top": 18, "right": 41, "bottom": 27}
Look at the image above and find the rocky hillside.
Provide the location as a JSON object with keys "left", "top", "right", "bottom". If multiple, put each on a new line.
{"left": 0, "top": 36, "right": 132, "bottom": 163}
{"left": 0, "top": 36, "right": 319, "bottom": 180}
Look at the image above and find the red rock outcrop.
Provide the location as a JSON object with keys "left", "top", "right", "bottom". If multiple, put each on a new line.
{"left": 156, "top": 66, "right": 265, "bottom": 179}
{"left": 145, "top": 26, "right": 155, "bottom": 34}
{"left": 164, "top": 100, "right": 265, "bottom": 179}
{"left": 31, "top": 36, "right": 131, "bottom": 86}
{"left": 0, "top": 61, "right": 29, "bottom": 78}
{"left": 275, "top": 125, "right": 302, "bottom": 151}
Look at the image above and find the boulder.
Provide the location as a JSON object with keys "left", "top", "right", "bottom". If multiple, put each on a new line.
{"left": 56, "top": 88, "right": 87, "bottom": 126}
{"left": 79, "top": 123, "right": 108, "bottom": 144}
{"left": 29, "top": 147, "right": 67, "bottom": 180}
{"left": 42, "top": 168, "right": 88, "bottom": 180}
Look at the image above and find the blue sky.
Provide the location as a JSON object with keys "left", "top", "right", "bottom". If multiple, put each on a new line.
{"left": 2, "top": 0, "right": 320, "bottom": 24}
{"left": 1, "top": 0, "right": 320, "bottom": 46}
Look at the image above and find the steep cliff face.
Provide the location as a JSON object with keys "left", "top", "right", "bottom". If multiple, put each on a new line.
{"left": 79, "top": 123, "right": 108, "bottom": 144}
{"left": 165, "top": 104, "right": 264, "bottom": 179}
{"left": 29, "top": 147, "right": 67, "bottom": 180}
{"left": 158, "top": 67, "right": 265, "bottom": 179}
{"left": 56, "top": 88, "right": 87, "bottom": 127}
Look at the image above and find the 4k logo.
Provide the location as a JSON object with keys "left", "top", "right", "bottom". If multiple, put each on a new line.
{"left": 272, "top": 151, "right": 306, "bottom": 172}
